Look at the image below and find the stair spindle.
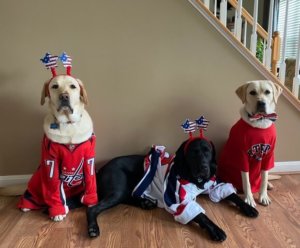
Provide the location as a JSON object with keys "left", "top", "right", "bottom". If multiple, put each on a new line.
{"left": 234, "top": 0, "right": 243, "bottom": 41}
{"left": 265, "top": 0, "right": 274, "bottom": 71}
{"left": 243, "top": 21, "right": 247, "bottom": 46}
{"left": 250, "top": 0, "right": 258, "bottom": 55}
{"left": 220, "top": 0, "right": 227, "bottom": 26}
{"left": 279, "top": 0, "right": 289, "bottom": 83}
{"left": 271, "top": 31, "right": 281, "bottom": 75}
{"left": 214, "top": 0, "right": 217, "bottom": 17}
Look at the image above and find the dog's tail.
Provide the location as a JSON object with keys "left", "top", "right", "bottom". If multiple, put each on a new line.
{"left": 0, "top": 184, "right": 26, "bottom": 196}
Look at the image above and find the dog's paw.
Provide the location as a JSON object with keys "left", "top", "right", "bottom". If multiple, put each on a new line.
{"left": 244, "top": 194, "right": 256, "bottom": 208}
{"left": 259, "top": 192, "right": 271, "bottom": 206}
{"left": 88, "top": 224, "right": 100, "bottom": 238}
{"left": 51, "top": 215, "right": 66, "bottom": 222}
{"left": 139, "top": 198, "right": 157, "bottom": 210}
{"left": 240, "top": 203, "right": 259, "bottom": 218}
{"left": 207, "top": 225, "right": 227, "bottom": 242}
{"left": 20, "top": 208, "right": 31, "bottom": 212}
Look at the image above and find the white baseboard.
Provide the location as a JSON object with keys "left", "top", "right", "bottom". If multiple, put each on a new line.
{"left": 0, "top": 161, "right": 299, "bottom": 187}
{"left": 271, "top": 161, "right": 300, "bottom": 174}
{"left": 0, "top": 174, "right": 32, "bottom": 187}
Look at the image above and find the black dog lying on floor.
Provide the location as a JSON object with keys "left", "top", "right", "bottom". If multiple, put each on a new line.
{"left": 87, "top": 139, "right": 258, "bottom": 242}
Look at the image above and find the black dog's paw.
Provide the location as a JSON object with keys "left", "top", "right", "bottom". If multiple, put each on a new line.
{"left": 139, "top": 198, "right": 157, "bottom": 210}
{"left": 88, "top": 224, "right": 100, "bottom": 238}
{"left": 240, "top": 203, "right": 259, "bottom": 218}
{"left": 195, "top": 213, "right": 227, "bottom": 242}
{"left": 203, "top": 225, "right": 227, "bottom": 242}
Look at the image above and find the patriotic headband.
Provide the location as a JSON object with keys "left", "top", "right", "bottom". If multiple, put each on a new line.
{"left": 40, "top": 52, "right": 72, "bottom": 78}
{"left": 181, "top": 116, "right": 211, "bottom": 153}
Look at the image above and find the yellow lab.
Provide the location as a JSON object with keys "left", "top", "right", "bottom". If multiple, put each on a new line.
{"left": 218, "top": 80, "right": 282, "bottom": 208}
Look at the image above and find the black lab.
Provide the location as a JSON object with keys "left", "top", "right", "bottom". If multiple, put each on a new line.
{"left": 86, "top": 139, "right": 258, "bottom": 242}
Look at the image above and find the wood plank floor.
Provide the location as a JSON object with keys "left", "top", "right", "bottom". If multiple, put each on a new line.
{"left": 0, "top": 174, "right": 299, "bottom": 248}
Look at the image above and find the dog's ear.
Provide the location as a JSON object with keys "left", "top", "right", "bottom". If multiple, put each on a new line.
{"left": 76, "top": 79, "right": 88, "bottom": 105}
{"left": 235, "top": 83, "right": 249, "bottom": 103}
{"left": 40, "top": 80, "right": 51, "bottom": 105}
{"left": 270, "top": 81, "right": 283, "bottom": 103}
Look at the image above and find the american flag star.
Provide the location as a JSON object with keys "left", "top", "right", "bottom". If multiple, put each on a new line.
{"left": 59, "top": 52, "right": 72, "bottom": 67}
{"left": 40, "top": 53, "right": 58, "bottom": 69}
{"left": 195, "top": 116, "right": 209, "bottom": 130}
{"left": 181, "top": 119, "right": 196, "bottom": 133}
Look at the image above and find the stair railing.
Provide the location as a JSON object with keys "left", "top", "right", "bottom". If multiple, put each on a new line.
{"left": 195, "top": 0, "right": 300, "bottom": 100}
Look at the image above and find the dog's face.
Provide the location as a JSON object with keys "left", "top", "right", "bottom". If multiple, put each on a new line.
{"left": 175, "top": 139, "right": 216, "bottom": 183}
{"left": 41, "top": 75, "right": 88, "bottom": 120}
{"left": 236, "top": 80, "right": 282, "bottom": 115}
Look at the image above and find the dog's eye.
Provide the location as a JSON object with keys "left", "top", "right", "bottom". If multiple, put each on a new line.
{"left": 249, "top": 90, "right": 257, "bottom": 96}
{"left": 51, "top": 84, "right": 59, "bottom": 89}
{"left": 70, "top": 84, "right": 77, "bottom": 89}
{"left": 265, "top": 90, "right": 271, "bottom": 95}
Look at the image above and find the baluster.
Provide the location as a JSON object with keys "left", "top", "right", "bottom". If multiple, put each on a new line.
{"left": 263, "top": 39, "right": 267, "bottom": 65}
{"left": 243, "top": 21, "right": 247, "bottom": 46}
{"left": 250, "top": 0, "right": 258, "bottom": 55}
{"left": 214, "top": 0, "right": 217, "bottom": 16}
{"left": 292, "top": 26, "right": 300, "bottom": 97}
{"left": 220, "top": 0, "right": 227, "bottom": 26}
{"left": 271, "top": 31, "right": 281, "bottom": 75}
{"left": 265, "top": 0, "right": 274, "bottom": 70}
{"left": 234, "top": 0, "right": 243, "bottom": 41}
{"left": 279, "top": 0, "right": 289, "bottom": 82}
{"left": 203, "top": 0, "right": 210, "bottom": 9}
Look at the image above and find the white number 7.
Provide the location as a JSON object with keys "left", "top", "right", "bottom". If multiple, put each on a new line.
{"left": 87, "top": 158, "right": 95, "bottom": 175}
{"left": 46, "top": 160, "right": 55, "bottom": 178}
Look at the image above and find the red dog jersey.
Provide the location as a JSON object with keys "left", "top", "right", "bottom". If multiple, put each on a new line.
{"left": 18, "top": 135, "right": 98, "bottom": 217}
{"left": 217, "top": 119, "right": 276, "bottom": 193}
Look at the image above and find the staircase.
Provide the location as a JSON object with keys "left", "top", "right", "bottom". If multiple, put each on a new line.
{"left": 189, "top": 0, "right": 300, "bottom": 111}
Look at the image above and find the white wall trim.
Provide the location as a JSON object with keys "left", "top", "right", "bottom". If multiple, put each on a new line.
{"left": 0, "top": 174, "right": 32, "bottom": 187}
{"left": 0, "top": 161, "right": 299, "bottom": 187}
{"left": 271, "top": 161, "right": 300, "bottom": 174}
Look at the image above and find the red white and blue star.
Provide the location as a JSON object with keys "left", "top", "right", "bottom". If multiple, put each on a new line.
{"left": 59, "top": 52, "right": 72, "bottom": 68}
{"left": 40, "top": 53, "right": 58, "bottom": 69}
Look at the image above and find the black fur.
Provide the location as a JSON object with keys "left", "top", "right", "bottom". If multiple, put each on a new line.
{"left": 87, "top": 139, "right": 258, "bottom": 242}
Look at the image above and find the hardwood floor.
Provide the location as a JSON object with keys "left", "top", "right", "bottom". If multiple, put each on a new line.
{"left": 0, "top": 174, "right": 299, "bottom": 248}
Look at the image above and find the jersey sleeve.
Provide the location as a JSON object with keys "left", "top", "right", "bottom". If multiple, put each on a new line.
{"left": 81, "top": 135, "right": 98, "bottom": 206}
{"left": 208, "top": 182, "right": 236, "bottom": 202}
{"left": 40, "top": 136, "right": 69, "bottom": 217}
{"left": 164, "top": 177, "right": 204, "bottom": 225}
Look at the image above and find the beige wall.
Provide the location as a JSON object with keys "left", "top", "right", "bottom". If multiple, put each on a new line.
{"left": 0, "top": 0, "right": 299, "bottom": 175}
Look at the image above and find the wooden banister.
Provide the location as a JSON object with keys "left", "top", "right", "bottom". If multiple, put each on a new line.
{"left": 228, "top": 0, "right": 268, "bottom": 40}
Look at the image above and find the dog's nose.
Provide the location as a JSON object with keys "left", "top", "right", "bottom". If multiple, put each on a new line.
{"left": 257, "top": 101, "right": 266, "bottom": 112}
{"left": 59, "top": 93, "right": 69, "bottom": 101}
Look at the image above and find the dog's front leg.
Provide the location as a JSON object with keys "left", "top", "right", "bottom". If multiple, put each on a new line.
{"left": 225, "top": 193, "right": 258, "bottom": 217}
{"left": 241, "top": 171, "right": 256, "bottom": 207}
{"left": 259, "top": 170, "right": 271, "bottom": 206}
{"left": 193, "top": 213, "right": 227, "bottom": 242}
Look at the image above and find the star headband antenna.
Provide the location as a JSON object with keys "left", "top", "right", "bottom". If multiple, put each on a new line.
{"left": 181, "top": 116, "right": 209, "bottom": 139}
{"left": 181, "top": 116, "right": 210, "bottom": 154}
{"left": 41, "top": 52, "right": 73, "bottom": 77}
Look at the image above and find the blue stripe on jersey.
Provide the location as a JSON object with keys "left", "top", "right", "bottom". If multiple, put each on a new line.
{"left": 163, "top": 165, "right": 178, "bottom": 207}
{"left": 132, "top": 148, "right": 160, "bottom": 198}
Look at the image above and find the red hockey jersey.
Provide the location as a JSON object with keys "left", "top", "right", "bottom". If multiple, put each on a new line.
{"left": 217, "top": 119, "right": 276, "bottom": 193}
{"left": 18, "top": 135, "right": 98, "bottom": 217}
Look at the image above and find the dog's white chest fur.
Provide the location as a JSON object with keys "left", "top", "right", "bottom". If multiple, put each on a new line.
{"left": 43, "top": 109, "right": 93, "bottom": 144}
